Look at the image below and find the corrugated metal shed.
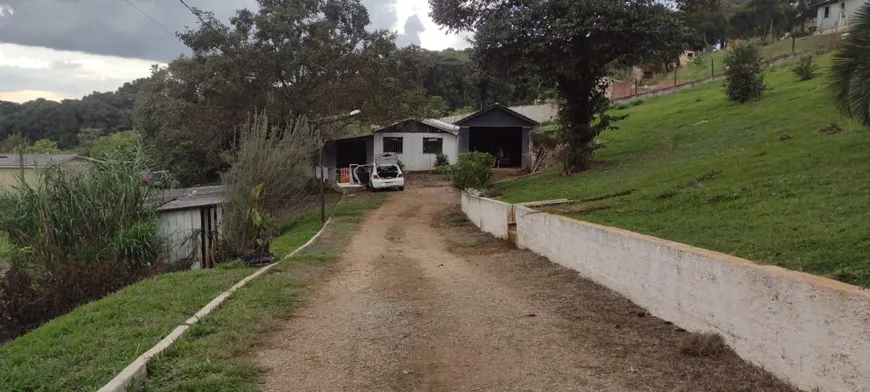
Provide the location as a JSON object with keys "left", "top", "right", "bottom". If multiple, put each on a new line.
{"left": 156, "top": 185, "right": 228, "bottom": 269}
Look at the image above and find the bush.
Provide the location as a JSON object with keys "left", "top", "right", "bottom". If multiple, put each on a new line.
{"left": 434, "top": 153, "right": 450, "bottom": 168}
{"left": 449, "top": 152, "right": 495, "bottom": 192}
{"left": 222, "top": 114, "right": 319, "bottom": 254}
{"left": 723, "top": 44, "right": 765, "bottom": 103}
{"left": 792, "top": 55, "right": 817, "bottom": 81}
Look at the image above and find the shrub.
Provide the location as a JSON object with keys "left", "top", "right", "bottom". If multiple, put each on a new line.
{"left": 449, "top": 152, "right": 495, "bottom": 192}
{"left": 723, "top": 44, "right": 765, "bottom": 103}
{"left": 434, "top": 153, "right": 450, "bottom": 168}
{"left": 222, "top": 114, "right": 319, "bottom": 254}
{"left": 691, "top": 53, "right": 706, "bottom": 67}
{"left": 792, "top": 55, "right": 817, "bottom": 81}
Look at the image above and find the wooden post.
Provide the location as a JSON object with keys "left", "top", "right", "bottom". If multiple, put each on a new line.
{"left": 674, "top": 66, "right": 678, "bottom": 86}
{"left": 792, "top": 36, "right": 796, "bottom": 55}
{"left": 711, "top": 58, "right": 715, "bottom": 77}
{"left": 319, "top": 139, "right": 326, "bottom": 225}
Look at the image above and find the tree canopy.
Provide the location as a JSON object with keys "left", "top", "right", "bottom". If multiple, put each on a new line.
{"left": 433, "top": 0, "right": 691, "bottom": 172}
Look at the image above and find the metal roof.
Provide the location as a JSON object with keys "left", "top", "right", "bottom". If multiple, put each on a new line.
{"left": 157, "top": 185, "right": 228, "bottom": 212}
{"left": 454, "top": 103, "right": 540, "bottom": 127}
{"left": 0, "top": 154, "right": 84, "bottom": 168}
{"left": 374, "top": 118, "right": 459, "bottom": 135}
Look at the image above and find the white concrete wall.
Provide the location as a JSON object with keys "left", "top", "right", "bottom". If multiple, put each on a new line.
{"left": 460, "top": 193, "right": 870, "bottom": 392}
{"left": 374, "top": 132, "right": 458, "bottom": 171}
{"left": 460, "top": 192, "right": 512, "bottom": 239}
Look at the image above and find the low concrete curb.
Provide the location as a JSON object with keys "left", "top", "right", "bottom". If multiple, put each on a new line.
{"left": 97, "top": 218, "right": 333, "bottom": 392}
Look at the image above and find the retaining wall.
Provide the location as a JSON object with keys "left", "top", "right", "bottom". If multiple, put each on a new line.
{"left": 460, "top": 192, "right": 512, "bottom": 239}
{"left": 461, "top": 193, "right": 870, "bottom": 392}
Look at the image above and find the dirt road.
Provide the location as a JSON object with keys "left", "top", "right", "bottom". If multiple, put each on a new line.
{"left": 255, "top": 187, "right": 793, "bottom": 392}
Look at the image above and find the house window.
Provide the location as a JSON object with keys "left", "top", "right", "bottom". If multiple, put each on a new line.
{"left": 825, "top": 6, "right": 830, "bottom": 18}
{"left": 383, "top": 137, "right": 403, "bottom": 153}
{"left": 422, "top": 137, "right": 443, "bottom": 154}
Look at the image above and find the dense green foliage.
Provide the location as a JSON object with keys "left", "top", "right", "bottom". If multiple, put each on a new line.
{"left": 0, "top": 146, "right": 163, "bottom": 268}
{"left": 499, "top": 54, "right": 870, "bottom": 286}
{"left": 0, "top": 82, "right": 141, "bottom": 150}
{"left": 724, "top": 44, "right": 766, "bottom": 102}
{"left": 830, "top": 2, "right": 870, "bottom": 126}
{"left": 450, "top": 152, "right": 495, "bottom": 191}
{"left": 792, "top": 55, "right": 817, "bottom": 81}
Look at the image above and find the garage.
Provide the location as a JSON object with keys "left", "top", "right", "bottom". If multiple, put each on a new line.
{"left": 455, "top": 104, "right": 538, "bottom": 169}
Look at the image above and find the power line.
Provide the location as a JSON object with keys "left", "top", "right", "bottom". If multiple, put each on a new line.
{"left": 123, "top": 0, "right": 178, "bottom": 40}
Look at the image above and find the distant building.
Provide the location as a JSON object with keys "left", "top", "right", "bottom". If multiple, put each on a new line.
{"left": 0, "top": 154, "right": 90, "bottom": 188}
{"left": 815, "top": 0, "right": 863, "bottom": 33}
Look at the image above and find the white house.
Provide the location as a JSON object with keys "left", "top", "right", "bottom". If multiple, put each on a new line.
{"left": 319, "top": 104, "right": 540, "bottom": 182}
{"left": 815, "top": 0, "right": 864, "bottom": 32}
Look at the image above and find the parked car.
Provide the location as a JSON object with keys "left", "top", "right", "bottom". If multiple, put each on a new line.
{"left": 352, "top": 153, "right": 405, "bottom": 191}
{"left": 370, "top": 163, "right": 404, "bottom": 191}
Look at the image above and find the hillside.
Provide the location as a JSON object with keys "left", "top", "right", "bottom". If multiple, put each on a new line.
{"left": 500, "top": 52, "right": 870, "bottom": 286}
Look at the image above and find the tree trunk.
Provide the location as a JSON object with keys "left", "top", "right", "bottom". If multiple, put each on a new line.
{"left": 557, "top": 77, "right": 597, "bottom": 174}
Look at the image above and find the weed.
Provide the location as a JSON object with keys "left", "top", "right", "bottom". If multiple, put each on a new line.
{"left": 679, "top": 332, "right": 726, "bottom": 357}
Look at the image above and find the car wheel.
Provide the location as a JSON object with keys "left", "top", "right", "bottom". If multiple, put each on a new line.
{"left": 398, "top": 186, "right": 405, "bottom": 191}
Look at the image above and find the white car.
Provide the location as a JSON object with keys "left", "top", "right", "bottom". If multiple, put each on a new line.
{"left": 369, "top": 163, "right": 404, "bottom": 191}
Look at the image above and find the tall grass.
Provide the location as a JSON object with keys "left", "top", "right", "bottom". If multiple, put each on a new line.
{"left": 222, "top": 114, "right": 319, "bottom": 253}
{"left": 0, "top": 145, "right": 168, "bottom": 341}
{"left": 0, "top": 146, "right": 165, "bottom": 270}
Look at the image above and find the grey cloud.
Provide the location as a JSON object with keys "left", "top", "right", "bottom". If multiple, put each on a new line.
{"left": 0, "top": 0, "right": 258, "bottom": 62}
{"left": 0, "top": 0, "right": 409, "bottom": 62}
{"left": 50, "top": 61, "right": 83, "bottom": 71}
{"left": 396, "top": 14, "right": 425, "bottom": 47}
{"left": 0, "top": 65, "right": 126, "bottom": 98}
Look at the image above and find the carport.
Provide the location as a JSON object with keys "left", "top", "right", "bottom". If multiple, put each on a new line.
{"left": 455, "top": 104, "right": 538, "bottom": 169}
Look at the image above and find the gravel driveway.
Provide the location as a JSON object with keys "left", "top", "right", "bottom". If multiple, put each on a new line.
{"left": 254, "top": 187, "right": 794, "bottom": 392}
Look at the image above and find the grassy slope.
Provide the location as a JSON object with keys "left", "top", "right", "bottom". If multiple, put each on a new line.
{"left": 501, "top": 53, "right": 870, "bottom": 286}
{"left": 140, "top": 194, "right": 387, "bottom": 392}
{"left": 647, "top": 34, "right": 837, "bottom": 83}
{"left": 0, "top": 269, "right": 252, "bottom": 392}
{"left": 0, "top": 194, "right": 387, "bottom": 392}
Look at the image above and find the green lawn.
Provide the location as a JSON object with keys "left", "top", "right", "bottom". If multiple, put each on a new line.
{"left": 0, "top": 193, "right": 388, "bottom": 392}
{"left": 502, "top": 52, "right": 870, "bottom": 286}
{"left": 0, "top": 269, "right": 253, "bottom": 392}
{"left": 139, "top": 194, "right": 385, "bottom": 392}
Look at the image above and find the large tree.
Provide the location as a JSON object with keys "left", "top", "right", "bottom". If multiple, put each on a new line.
{"left": 135, "top": 0, "right": 429, "bottom": 185}
{"left": 431, "top": 0, "right": 690, "bottom": 172}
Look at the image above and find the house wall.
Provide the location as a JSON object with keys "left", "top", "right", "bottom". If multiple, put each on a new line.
{"left": 460, "top": 193, "right": 870, "bottom": 392}
{"left": 374, "top": 132, "right": 458, "bottom": 171}
{"left": 816, "top": 0, "right": 862, "bottom": 31}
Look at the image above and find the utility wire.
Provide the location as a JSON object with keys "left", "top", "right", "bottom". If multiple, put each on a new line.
{"left": 123, "top": 0, "right": 179, "bottom": 41}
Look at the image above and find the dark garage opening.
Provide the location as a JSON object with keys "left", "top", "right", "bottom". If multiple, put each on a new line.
{"left": 469, "top": 127, "right": 523, "bottom": 167}
{"left": 335, "top": 137, "right": 368, "bottom": 168}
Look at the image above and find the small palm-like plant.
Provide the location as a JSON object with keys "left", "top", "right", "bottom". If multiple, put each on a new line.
{"left": 792, "top": 56, "right": 817, "bottom": 81}
{"left": 830, "top": 2, "right": 870, "bottom": 126}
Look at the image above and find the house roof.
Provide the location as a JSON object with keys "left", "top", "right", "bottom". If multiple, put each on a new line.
{"left": 813, "top": 0, "right": 838, "bottom": 7}
{"left": 453, "top": 103, "right": 540, "bottom": 127}
{"left": 0, "top": 154, "right": 84, "bottom": 168}
{"left": 374, "top": 118, "right": 460, "bottom": 135}
{"left": 157, "top": 185, "right": 228, "bottom": 212}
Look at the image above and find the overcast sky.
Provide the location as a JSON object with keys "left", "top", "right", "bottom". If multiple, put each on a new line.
{"left": 0, "top": 0, "right": 471, "bottom": 103}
